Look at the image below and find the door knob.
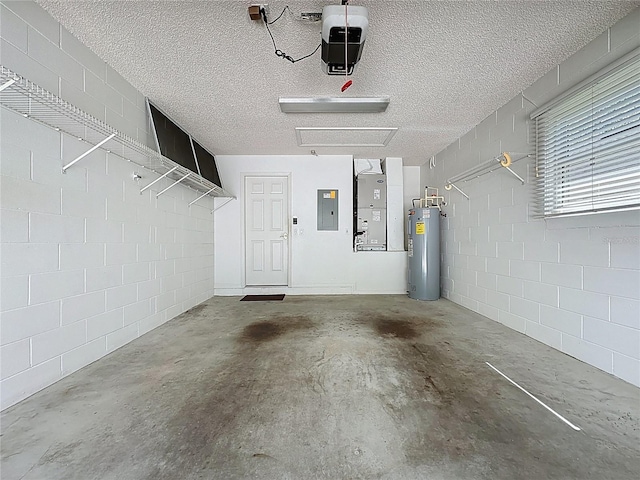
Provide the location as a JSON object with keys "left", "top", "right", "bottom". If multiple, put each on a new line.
{"left": 281, "top": 232, "right": 288, "bottom": 239}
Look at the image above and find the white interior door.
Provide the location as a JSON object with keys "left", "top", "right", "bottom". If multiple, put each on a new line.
{"left": 245, "top": 176, "right": 289, "bottom": 286}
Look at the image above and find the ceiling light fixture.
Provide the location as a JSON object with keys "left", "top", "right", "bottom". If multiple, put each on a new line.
{"left": 279, "top": 96, "right": 390, "bottom": 113}
{"left": 295, "top": 127, "right": 398, "bottom": 147}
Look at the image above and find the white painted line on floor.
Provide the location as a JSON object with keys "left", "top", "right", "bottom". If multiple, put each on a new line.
{"left": 485, "top": 362, "right": 581, "bottom": 432}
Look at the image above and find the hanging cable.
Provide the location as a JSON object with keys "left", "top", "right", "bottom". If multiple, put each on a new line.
{"left": 267, "top": 6, "right": 292, "bottom": 25}
{"left": 260, "top": 7, "right": 321, "bottom": 64}
{"left": 345, "top": 0, "right": 348, "bottom": 78}
{"left": 341, "top": 0, "right": 352, "bottom": 91}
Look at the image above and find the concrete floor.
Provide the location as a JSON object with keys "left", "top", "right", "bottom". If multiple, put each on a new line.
{"left": 1, "top": 295, "right": 639, "bottom": 480}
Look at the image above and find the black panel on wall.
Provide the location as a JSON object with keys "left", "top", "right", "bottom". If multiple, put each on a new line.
{"left": 148, "top": 103, "right": 198, "bottom": 173}
{"left": 193, "top": 141, "right": 222, "bottom": 188}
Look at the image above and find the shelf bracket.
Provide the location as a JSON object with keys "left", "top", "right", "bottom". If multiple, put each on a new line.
{"left": 212, "top": 197, "right": 234, "bottom": 213}
{"left": 0, "top": 79, "right": 16, "bottom": 93}
{"left": 62, "top": 133, "right": 116, "bottom": 172}
{"left": 504, "top": 165, "right": 526, "bottom": 184}
{"left": 502, "top": 153, "right": 531, "bottom": 184}
{"left": 156, "top": 172, "right": 191, "bottom": 198}
{"left": 140, "top": 166, "right": 178, "bottom": 193}
{"left": 444, "top": 182, "right": 469, "bottom": 200}
{"left": 189, "top": 187, "right": 217, "bottom": 206}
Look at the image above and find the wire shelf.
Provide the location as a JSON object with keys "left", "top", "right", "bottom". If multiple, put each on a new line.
{"left": 0, "top": 66, "right": 233, "bottom": 201}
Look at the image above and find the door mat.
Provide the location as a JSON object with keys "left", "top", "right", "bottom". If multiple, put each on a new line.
{"left": 240, "top": 294, "right": 285, "bottom": 301}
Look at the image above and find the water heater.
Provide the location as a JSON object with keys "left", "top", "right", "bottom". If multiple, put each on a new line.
{"left": 407, "top": 207, "right": 440, "bottom": 300}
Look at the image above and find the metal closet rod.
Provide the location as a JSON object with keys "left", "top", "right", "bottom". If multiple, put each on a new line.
{"left": 444, "top": 152, "right": 532, "bottom": 199}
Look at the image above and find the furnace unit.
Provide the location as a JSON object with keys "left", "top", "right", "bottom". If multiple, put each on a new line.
{"left": 355, "top": 173, "right": 386, "bottom": 251}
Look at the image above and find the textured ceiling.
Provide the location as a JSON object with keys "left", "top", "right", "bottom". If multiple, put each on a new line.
{"left": 37, "top": 0, "right": 639, "bottom": 166}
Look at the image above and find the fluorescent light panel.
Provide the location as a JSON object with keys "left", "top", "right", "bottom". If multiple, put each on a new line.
{"left": 279, "top": 96, "right": 390, "bottom": 113}
{"left": 295, "top": 127, "right": 398, "bottom": 147}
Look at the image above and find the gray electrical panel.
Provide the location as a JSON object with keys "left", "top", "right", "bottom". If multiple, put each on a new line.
{"left": 407, "top": 207, "right": 440, "bottom": 300}
{"left": 317, "top": 189, "right": 338, "bottom": 231}
{"left": 355, "top": 174, "right": 386, "bottom": 251}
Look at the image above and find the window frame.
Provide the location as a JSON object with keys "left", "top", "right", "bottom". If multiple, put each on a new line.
{"left": 531, "top": 48, "right": 640, "bottom": 218}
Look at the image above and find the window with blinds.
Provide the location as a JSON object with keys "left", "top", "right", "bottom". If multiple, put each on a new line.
{"left": 531, "top": 52, "right": 640, "bottom": 217}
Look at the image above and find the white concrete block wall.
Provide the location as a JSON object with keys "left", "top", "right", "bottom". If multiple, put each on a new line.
{"left": 0, "top": 1, "right": 215, "bottom": 410}
{"left": 421, "top": 8, "right": 640, "bottom": 387}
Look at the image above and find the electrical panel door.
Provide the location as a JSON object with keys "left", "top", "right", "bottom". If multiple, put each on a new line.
{"left": 317, "top": 189, "right": 338, "bottom": 231}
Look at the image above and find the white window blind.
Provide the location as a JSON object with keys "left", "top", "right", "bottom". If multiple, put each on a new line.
{"left": 531, "top": 53, "right": 640, "bottom": 217}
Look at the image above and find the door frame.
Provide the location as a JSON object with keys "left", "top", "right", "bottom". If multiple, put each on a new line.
{"left": 241, "top": 172, "right": 292, "bottom": 288}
